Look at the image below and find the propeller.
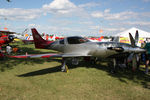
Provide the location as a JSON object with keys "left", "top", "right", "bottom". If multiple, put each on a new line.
{"left": 128, "top": 30, "right": 140, "bottom": 71}
{"left": 129, "top": 30, "right": 139, "bottom": 47}
{"left": 8, "top": 34, "right": 14, "bottom": 41}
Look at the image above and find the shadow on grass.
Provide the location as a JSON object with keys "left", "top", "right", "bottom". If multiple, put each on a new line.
{"left": 18, "top": 65, "right": 61, "bottom": 77}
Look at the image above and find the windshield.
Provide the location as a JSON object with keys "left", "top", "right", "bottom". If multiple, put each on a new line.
{"left": 67, "top": 36, "right": 90, "bottom": 44}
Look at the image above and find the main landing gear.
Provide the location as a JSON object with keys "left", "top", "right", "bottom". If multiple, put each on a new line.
{"left": 110, "top": 54, "right": 140, "bottom": 73}
{"left": 61, "top": 58, "right": 69, "bottom": 73}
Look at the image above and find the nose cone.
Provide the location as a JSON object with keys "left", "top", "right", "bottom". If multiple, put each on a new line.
{"left": 8, "top": 35, "right": 14, "bottom": 41}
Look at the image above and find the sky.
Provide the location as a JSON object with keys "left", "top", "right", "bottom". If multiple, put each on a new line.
{"left": 0, "top": 0, "right": 150, "bottom": 36}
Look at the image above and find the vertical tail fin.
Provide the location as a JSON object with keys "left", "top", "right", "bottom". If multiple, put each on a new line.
{"left": 31, "top": 28, "right": 52, "bottom": 49}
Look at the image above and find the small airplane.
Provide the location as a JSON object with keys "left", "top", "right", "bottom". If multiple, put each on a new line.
{"left": 13, "top": 28, "right": 35, "bottom": 44}
{"left": 13, "top": 28, "right": 34, "bottom": 44}
{"left": 0, "top": 30, "right": 14, "bottom": 48}
{"left": 15, "top": 28, "right": 52, "bottom": 44}
{"left": 10, "top": 28, "right": 145, "bottom": 72}
{"left": 22, "top": 35, "right": 34, "bottom": 44}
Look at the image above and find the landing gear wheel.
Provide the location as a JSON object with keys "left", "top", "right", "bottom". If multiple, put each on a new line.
{"left": 61, "top": 58, "right": 69, "bottom": 73}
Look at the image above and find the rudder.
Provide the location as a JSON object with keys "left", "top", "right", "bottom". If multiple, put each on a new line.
{"left": 31, "top": 28, "right": 51, "bottom": 49}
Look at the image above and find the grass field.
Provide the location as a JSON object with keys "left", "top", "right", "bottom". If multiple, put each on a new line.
{"left": 0, "top": 42, "right": 150, "bottom": 100}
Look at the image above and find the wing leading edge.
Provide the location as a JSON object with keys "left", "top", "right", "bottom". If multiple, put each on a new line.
{"left": 9, "top": 53, "right": 91, "bottom": 58}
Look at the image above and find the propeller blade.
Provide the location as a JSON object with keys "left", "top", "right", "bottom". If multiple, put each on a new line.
{"left": 127, "top": 53, "right": 138, "bottom": 71}
{"left": 135, "top": 30, "right": 139, "bottom": 46}
{"left": 127, "top": 53, "right": 133, "bottom": 62}
{"left": 129, "top": 33, "right": 135, "bottom": 47}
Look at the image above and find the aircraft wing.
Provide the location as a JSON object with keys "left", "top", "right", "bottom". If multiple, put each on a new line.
{"left": 9, "top": 53, "right": 91, "bottom": 58}
{"left": 61, "top": 53, "right": 91, "bottom": 57}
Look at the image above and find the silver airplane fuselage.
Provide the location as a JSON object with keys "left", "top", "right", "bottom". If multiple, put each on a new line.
{"left": 45, "top": 36, "right": 145, "bottom": 58}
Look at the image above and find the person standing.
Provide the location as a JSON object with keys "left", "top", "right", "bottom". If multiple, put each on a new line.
{"left": 144, "top": 38, "right": 150, "bottom": 74}
{"left": 6, "top": 44, "right": 12, "bottom": 55}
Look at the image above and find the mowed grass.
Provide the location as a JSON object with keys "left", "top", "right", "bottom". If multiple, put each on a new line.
{"left": 0, "top": 42, "right": 150, "bottom": 100}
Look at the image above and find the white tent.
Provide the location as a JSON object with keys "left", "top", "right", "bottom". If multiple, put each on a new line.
{"left": 115, "top": 27, "right": 150, "bottom": 38}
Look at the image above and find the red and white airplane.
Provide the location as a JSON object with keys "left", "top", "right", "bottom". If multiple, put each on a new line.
{"left": 0, "top": 30, "right": 14, "bottom": 48}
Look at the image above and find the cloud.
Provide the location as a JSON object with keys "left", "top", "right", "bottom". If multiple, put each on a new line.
{"left": 0, "top": 0, "right": 91, "bottom": 21}
{"left": 0, "top": 8, "right": 42, "bottom": 21}
{"left": 104, "top": 9, "right": 110, "bottom": 13}
{"left": 91, "top": 10, "right": 138, "bottom": 20}
{"left": 42, "top": 0, "right": 77, "bottom": 14}
{"left": 142, "top": 0, "right": 150, "bottom": 2}
{"left": 0, "top": 0, "right": 86, "bottom": 21}
{"left": 79, "top": 21, "right": 93, "bottom": 25}
{"left": 141, "top": 12, "right": 150, "bottom": 18}
{"left": 91, "top": 9, "right": 150, "bottom": 21}
{"left": 42, "top": 0, "right": 90, "bottom": 18}
{"left": 89, "top": 25, "right": 119, "bottom": 32}
{"left": 91, "top": 11, "right": 104, "bottom": 18}
{"left": 91, "top": 9, "right": 150, "bottom": 20}
{"left": 89, "top": 25, "right": 99, "bottom": 30}
{"left": 105, "top": 11, "right": 137, "bottom": 20}
{"left": 120, "top": 21, "right": 150, "bottom": 26}
{"left": 79, "top": 2, "right": 100, "bottom": 8}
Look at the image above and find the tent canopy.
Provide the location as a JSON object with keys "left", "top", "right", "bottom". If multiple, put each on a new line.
{"left": 115, "top": 27, "right": 150, "bottom": 38}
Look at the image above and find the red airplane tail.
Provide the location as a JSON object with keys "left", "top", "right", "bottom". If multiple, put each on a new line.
{"left": 31, "top": 28, "right": 53, "bottom": 49}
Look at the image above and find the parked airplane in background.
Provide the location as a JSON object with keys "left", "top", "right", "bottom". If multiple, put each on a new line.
{"left": 13, "top": 28, "right": 34, "bottom": 44}
{"left": 10, "top": 28, "right": 145, "bottom": 72}
{"left": 15, "top": 28, "right": 57, "bottom": 44}
{"left": 0, "top": 30, "right": 14, "bottom": 48}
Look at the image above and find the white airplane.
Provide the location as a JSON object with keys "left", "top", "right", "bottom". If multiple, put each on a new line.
{"left": 10, "top": 28, "right": 145, "bottom": 72}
